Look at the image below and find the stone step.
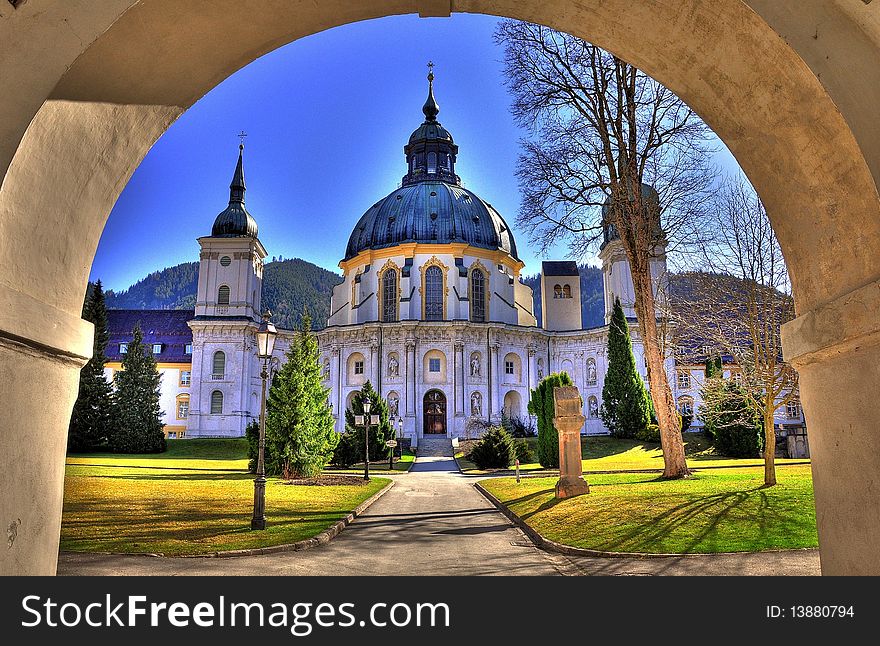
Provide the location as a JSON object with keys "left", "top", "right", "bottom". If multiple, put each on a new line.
{"left": 417, "top": 437, "right": 454, "bottom": 458}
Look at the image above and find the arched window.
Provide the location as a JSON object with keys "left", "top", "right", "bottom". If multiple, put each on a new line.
{"left": 563, "top": 284, "right": 572, "bottom": 299}
{"left": 212, "top": 351, "right": 226, "bottom": 379}
{"left": 554, "top": 284, "right": 563, "bottom": 299}
{"left": 424, "top": 266, "right": 444, "bottom": 321}
{"left": 470, "top": 268, "right": 486, "bottom": 323}
{"left": 381, "top": 269, "right": 398, "bottom": 322}
{"left": 427, "top": 151, "right": 437, "bottom": 174}
{"left": 678, "top": 396, "right": 694, "bottom": 416}
{"left": 176, "top": 394, "right": 190, "bottom": 420}
{"left": 217, "top": 285, "right": 230, "bottom": 305}
{"left": 210, "top": 390, "right": 224, "bottom": 415}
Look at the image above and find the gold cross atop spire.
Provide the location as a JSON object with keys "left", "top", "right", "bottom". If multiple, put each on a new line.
{"left": 237, "top": 130, "right": 247, "bottom": 150}
{"left": 427, "top": 60, "right": 434, "bottom": 82}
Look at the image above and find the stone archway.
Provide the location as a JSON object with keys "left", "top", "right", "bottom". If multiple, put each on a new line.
{"left": 3, "top": 0, "right": 880, "bottom": 575}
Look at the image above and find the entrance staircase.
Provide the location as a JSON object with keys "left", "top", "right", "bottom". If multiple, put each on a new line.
{"left": 417, "top": 437, "right": 454, "bottom": 458}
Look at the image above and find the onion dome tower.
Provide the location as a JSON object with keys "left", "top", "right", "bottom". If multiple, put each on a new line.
{"left": 211, "top": 143, "right": 259, "bottom": 238}
{"left": 195, "top": 141, "right": 267, "bottom": 321}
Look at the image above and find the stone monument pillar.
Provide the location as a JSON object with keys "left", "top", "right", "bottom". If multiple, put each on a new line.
{"left": 553, "top": 386, "right": 590, "bottom": 499}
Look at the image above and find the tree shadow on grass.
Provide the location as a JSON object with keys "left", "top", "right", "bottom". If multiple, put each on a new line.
{"left": 593, "top": 486, "right": 785, "bottom": 553}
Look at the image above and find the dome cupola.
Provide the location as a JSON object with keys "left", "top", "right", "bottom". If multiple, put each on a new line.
{"left": 211, "top": 144, "right": 259, "bottom": 238}
{"left": 343, "top": 64, "right": 519, "bottom": 262}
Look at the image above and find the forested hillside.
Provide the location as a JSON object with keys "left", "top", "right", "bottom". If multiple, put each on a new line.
{"left": 97, "top": 258, "right": 746, "bottom": 333}
{"left": 99, "top": 258, "right": 342, "bottom": 330}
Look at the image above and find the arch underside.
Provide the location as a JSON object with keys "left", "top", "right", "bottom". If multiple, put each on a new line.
{"left": 2, "top": 0, "right": 880, "bottom": 575}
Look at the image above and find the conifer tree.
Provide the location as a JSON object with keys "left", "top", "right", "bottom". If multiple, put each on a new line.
{"left": 600, "top": 297, "right": 652, "bottom": 438}
{"left": 68, "top": 280, "right": 115, "bottom": 452}
{"left": 333, "top": 381, "right": 389, "bottom": 468}
{"left": 265, "top": 312, "right": 338, "bottom": 478}
{"left": 528, "top": 371, "right": 574, "bottom": 468}
{"left": 699, "top": 355, "right": 725, "bottom": 440}
{"left": 110, "top": 323, "right": 166, "bottom": 453}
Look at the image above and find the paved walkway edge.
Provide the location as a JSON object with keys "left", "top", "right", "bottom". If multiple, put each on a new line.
{"left": 62, "top": 480, "right": 396, "bottom": 560}
{"left": 472, "top": 481, "right": 817, "bottom": 560}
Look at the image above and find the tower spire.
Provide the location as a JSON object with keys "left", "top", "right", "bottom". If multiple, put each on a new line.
{"left": 422, "top": 61, "right": 439, "bottom": 122}
{"left": 229, "top": 137, "right": 246, "bottom": 203}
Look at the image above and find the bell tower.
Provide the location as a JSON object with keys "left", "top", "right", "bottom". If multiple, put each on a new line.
{"left": 598, "top": 185, "right": 668, "bottom": 324}
{"left": 195, "top": 143, "right": 266, "bottom": 320}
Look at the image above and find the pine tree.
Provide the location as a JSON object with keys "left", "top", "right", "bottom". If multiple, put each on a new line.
{"left": 600, "top": 297, "right": 652, "bottom": 438}
{"left": 265, "top": 312, "right": 338, "bottom": 478}
{"left": 68, "top": 280, "right": 115, "bottom": 452}
{"left": 705, "top": 355, "right": 723, "bottom": 379}
{"left": 110, "top": 323, "right": 166, "bottom": 453}
{"left": 699, "top": 355, "right": 725, "bottom": 440}
{"left": 528, "top": 371, "right": 574, "bottom": 468}
{"left": 334, "top": 381, "right": 389, "bottom": 468}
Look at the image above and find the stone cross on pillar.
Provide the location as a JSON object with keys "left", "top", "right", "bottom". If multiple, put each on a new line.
{"left": 553, "top": 386, "right": 590, "bottom": 499}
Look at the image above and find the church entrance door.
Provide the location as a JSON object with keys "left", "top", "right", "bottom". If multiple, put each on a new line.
{"left": 423, "top": 390, "right": 447, "bottom": 435}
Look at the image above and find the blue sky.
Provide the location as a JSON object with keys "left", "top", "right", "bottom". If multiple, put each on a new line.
{"left": 91, "top": 13, "right": 740, "bottom": 292}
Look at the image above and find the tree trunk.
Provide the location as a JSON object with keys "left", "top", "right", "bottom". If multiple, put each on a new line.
{"left": 629, "top": 256, "right": 689, "bottom": 478}
{"left": 763, "top": 406, "right": 777, "bottom": 487}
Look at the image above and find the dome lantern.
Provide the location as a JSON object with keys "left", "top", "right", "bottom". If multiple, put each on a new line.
{"left": 402, "top": 63, "right": 460, "bottom": 187}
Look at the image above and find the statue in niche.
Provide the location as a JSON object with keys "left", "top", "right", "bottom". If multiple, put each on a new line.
{"left": 587, "top": 361, "right": 597, "bottom": 385}
{"left": 537, "top": 359, "right": 544, "bottom": 381}
{"left": 388, "top": 394, "right": 400, "bottom": 418}
{"left": 471, "top": 391, "right": 483, "bottom": 416}
{"left": 470, "top": 354, "right": 481, "bottom": 378}
{"left": 588, "top": 397, "right": 599, "bottom": 419}
{"left": 388, "top": 354, "right": 399, "bottom": 377}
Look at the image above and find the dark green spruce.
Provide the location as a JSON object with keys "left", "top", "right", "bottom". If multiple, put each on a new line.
{"left": 599, "top": 297, "right": 652, "bottom": 439}
{"left": 265, "top": 311, "right": 338, "bottom": 478}
{"left": 110, "top": 323, "right": 166, "bottom": 453}
{"left": 68, "top": 280, "right": 115, "bottom": 452}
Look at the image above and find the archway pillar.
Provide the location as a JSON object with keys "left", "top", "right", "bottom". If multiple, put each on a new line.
{"left": 0, "top": 284, "right": 94, "bottom": 575}
{"left": 782, "top": 277, "right": 880, "bottom": 576}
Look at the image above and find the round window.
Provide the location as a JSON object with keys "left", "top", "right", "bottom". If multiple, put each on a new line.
{"left": 220, "top": 256, "right": 231, "bottom": 267}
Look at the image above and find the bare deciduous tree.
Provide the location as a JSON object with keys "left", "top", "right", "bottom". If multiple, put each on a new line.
{"left": 676, "top": 175, "right": 799, "bottom": 486}
{"left": 496, "top": 20, "right": 718, "bottom": 478}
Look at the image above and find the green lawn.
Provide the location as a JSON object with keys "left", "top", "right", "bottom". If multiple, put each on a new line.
{"left": 480, "top": 465, "right": 817, "bottom": 554}
{"left": 457, "top": 434, "right": 810, "bottom": 474}
{"left": 62, "top": 439, "right": 389, "bottom": 556}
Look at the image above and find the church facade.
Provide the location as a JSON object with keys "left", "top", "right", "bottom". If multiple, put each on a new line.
{"left": 103, "top": 72, "right": 807, "bottom": 449}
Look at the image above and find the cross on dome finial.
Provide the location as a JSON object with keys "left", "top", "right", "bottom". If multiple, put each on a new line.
{"left": 423, "top": 61, "right": 439, "bottom": 122}
{"left": 237, "top": 130, "right": 247, "bottom": 150}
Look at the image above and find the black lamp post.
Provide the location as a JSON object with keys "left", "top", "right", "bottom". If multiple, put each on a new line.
{"left": 355, "top": 399, "right": 378, "bottom": 482}
{"left": 251, "top": 311, "right": 277, "bottom": 531}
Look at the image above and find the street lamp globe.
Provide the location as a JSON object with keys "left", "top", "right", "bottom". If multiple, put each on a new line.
{"left": 363, "top": 399, "right": 372, "bottom": 415}
{"left": 256, "top": 311, "right": 277, "bottom": 359}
